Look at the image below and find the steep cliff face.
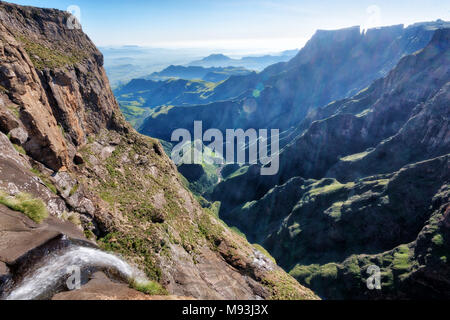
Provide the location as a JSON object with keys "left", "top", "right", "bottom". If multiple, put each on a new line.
{"left": 0, "top": 3, "right": 121, "bottom": 171}
{"left": 0, "top": 2, "right": 317, "bottom": 300}
{"left": 212, "top": 28, "right": 450, "bottom": 299}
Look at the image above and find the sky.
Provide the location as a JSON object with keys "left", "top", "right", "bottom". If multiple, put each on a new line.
{"left": 6, "top": 0, "right": 450, "bottom": 53}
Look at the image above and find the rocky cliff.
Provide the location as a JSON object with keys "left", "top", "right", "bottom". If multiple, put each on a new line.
{"left": 211, "top": 28, "right": 450, "bottom": 299}
{"left": 0, "top": 2, "right": 317, "bottom": 300}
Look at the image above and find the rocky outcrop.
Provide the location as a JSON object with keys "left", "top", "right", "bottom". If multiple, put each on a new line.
{"left": 0, "top": 2, "right": 316, "bottom": 300}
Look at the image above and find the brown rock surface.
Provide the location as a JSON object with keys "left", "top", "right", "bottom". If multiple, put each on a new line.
{"left": 0, "top": 261, "right": 8, "bottom": 276}
{"left": 52, "top": 272, "right": 194, "bottom": 301}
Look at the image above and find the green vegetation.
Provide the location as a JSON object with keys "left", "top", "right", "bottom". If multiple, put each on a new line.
{"left": 307, "top": 180, "right": 355, "bottom": 197}
{"left": 62, "top": 211, "right": 81, "bottom": 226}
{"left": 16, "top": 35, "right": 86, "bottom": 70}
{"left": 392, "top": 245, "right": 412, "bottom": 271}
{"left": 340, "top": 151, "right": 370, "bottom": 162}
{"left": 225, "top": 166, "right": 249, "bottom": 180}
{"left": 99, "top": 231, "right": 162, "bottom": 280}
{"left": 30, "top": 168, "right": 58, "bottom": 195}
{"left": 7, "top": 105, "right": 20, "bottom": 118}
{"left": 263, "top": 270, "right": 317, "bottom": 300}
{"left": 84, "top": 229, "right": 95, "bottom": 240}
{"left": 119, "top": 103, "right": 149, "bottom": 128}
{"left": 151, "top": 105, "right": 175, "bottom": 119}
{"left": 13, "top": 143, "right": 26, "bottom": 155}
{"left": 432, "top": 234, "right": 444, "bottom": 246}
{"left": 0, "top": 191, "right": 48, "bottom": 223}
{"left": 69, "top": 184, "right": 79, "bottom": 197}
{"left": 290, "top": 263, "right": 338, "bottom": 286}
{"left": 344, "top": 257, "right": 361, "bottom": 277}
{"left": 129, "top": 279, "right": 168, "bottom": 295}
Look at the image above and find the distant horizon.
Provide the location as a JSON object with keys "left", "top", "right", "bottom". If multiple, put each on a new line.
{"left": 5, "top": 0, "right": 450, "bottom": 55}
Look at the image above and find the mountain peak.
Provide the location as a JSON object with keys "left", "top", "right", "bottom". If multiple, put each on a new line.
{"left": 201, "top": 54, "right": 232, "bottom": 62}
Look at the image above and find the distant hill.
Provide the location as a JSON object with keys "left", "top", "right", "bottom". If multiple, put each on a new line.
{"left": 188, "top": 50, "right": 298, "bottom": 70}
{"left": 145, "top": 65, "right": 253, "bottom": 82}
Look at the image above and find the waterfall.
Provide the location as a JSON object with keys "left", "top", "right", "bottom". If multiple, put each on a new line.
{"left": 4, "top": 246, "right": 147, "bottom": 300}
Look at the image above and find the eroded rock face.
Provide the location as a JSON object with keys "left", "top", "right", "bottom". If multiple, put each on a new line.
{"left": 0, "top": 2, "right": 121, "bottom": 171}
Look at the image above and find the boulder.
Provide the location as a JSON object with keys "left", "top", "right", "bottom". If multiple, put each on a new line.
{"left": 8, "top": 127, "right": 28, "bottom": 145}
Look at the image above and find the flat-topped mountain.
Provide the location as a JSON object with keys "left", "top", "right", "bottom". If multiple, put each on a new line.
{"left": 188, "top": 51, "right": 298, "bottom": 70}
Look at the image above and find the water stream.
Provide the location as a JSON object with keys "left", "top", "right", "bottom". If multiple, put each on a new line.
{"left": 4, "top": 246, "right": 147, "bottom": 300}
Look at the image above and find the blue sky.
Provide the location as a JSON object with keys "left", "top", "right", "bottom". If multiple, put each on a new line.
{"left": 6, "top": 0, "right": 450, "bottom": 52}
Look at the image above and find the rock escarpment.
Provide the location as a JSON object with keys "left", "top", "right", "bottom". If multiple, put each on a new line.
{"left": 210, "top": 28, "right": 450, "bottom": 299}
{"left": 0, "top": 2, "right": 317, "bottom": 300}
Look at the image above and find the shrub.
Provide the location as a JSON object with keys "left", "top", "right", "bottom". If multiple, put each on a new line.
{"left": 69, "top": 184, "right": 79, "bottom": 197}
{"left": 0, "top": 191, "right": 48, "bottom": 223}
{"left": 129, "top": 279, "right": 167, "bottom": 295}
{"left": 432, "top": 234, "right": 444, "bottom": 246}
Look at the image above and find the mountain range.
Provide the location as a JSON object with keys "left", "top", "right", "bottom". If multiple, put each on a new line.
{"left": 102, "top": 48, "right": 298, "bottom": 88}
{"left": 144, "top": 65, "right": 253, "bottom": 82}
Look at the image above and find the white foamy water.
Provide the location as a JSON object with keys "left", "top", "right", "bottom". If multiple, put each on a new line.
{"left": 5, "top": 246, "right": 147, "bottom": 300}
